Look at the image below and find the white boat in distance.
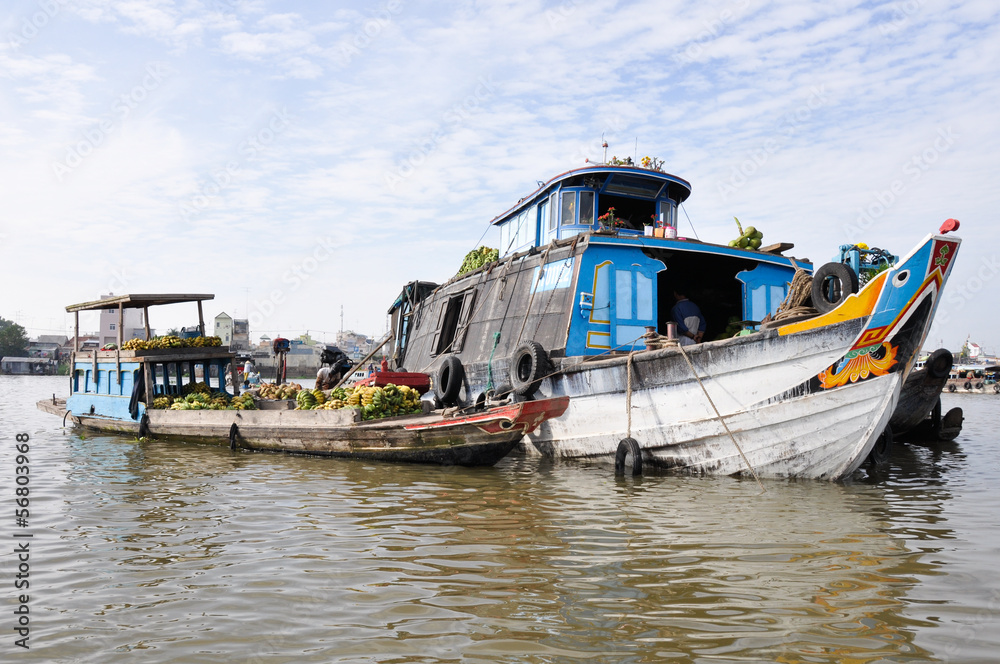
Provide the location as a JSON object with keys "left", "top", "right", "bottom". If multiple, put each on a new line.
{"left": 385, "top": 164, "right": 962, "bottom": 480}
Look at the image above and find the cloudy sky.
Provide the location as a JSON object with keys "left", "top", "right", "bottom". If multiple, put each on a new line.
{"left": 2, "top": 0, "right": 998, "bottom": 353}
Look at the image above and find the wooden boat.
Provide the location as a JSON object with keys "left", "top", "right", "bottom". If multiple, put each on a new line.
{"left": 38, "top": 392, "right": 569, "bottom": 466}
{"left": 889, "top": 348, "right": 963, "bottom": 444}
{"left": 383, "top": 163, "right": 963, "bottom": 480}
{"left": 37, "top": 293, "right": 569, "bottom": 466}
{"left": 943, "top": 364, "right": 999, "bottom": 394}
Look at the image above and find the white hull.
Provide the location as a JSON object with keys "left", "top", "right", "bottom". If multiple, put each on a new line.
{"left": 521, "top": 321, "right": 899, "bottom": 479}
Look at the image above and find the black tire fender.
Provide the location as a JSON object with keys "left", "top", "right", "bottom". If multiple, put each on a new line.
{"left": 948, "top": 384, "right": 957, "bottom": 392}
{"left": 867, "top": 425, "right": 893, "bottom": 467}
{"left": 434, "top": 355, "right": 464, "bottom": 406}
{"left": 994, "top": 384, "right": 999, "bottom": 394}
{"left": 964, "top": 381, "right": 972, "bottom": 390}
{"left": 810, "top": 262, "right": 859, "bottom": 314}
{"left": 614, "top": 437, "right": 643, "bottom": 476}
{"left": 509, "top": 341, "right": 551, "bottom": 398}
{"left": 975, "top": 381, "right": 984, "bottom": 390}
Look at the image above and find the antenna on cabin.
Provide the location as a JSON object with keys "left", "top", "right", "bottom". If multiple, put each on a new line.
{"left": 602, "top": 133, "right": 608, "bottom": 163}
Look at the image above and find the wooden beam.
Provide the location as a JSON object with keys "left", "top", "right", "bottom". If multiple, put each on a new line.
{"left": 229, "top": 358, "right": 241, "bottom": 396}
{"left": 143, "top": 306, "right": 151, "bottom": 340}
{"left": 117, "top": 303, "right": 124, "bottom": 347}
{"left": 197, "top": 300, "right": 205, "bottom": 336}
{"left": 74, "top": 312, "right": 80, "bottom": 351}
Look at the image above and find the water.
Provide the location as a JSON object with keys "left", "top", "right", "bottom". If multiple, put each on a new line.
{"left": 2, "top": 375, "right": 999, "bottom": 663}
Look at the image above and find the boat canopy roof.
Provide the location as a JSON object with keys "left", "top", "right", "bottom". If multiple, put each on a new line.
{"left": 490, "top": 165, "right": 692, "bottom": 227}
{"left": 66, "top": 294, "right": 215, "bottom": 312}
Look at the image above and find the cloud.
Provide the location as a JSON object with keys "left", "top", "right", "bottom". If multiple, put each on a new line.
{"left": 1, "top": 0, "right": 999, "bottom": 351}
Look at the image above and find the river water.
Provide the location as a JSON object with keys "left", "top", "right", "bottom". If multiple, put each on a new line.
{"left": 2, "top": 375, "right": 998, "bottom": 663}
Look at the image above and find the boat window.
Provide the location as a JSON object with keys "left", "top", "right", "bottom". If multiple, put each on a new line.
{"left": 616, "top": 271, "right": 633, "bottom": 319}
{"left": 523, "top": 206, "right": 537, "bottom": 247}
{"left": 500, "top": 221, "right": 511, "bottom": 254}
{"left": 546, "top": 195, "right": 556, "bottom": 232}
{"left": 580, "top": 191, "right": 595, "bottom": 226}
{"left": 561, "top": 191, "right": 576, "bottom": 225}
{"left": 658, "top": 199, "right": 677, "bottom": 228}
{"left": 636, "top": 273, "right": 653, "bottom": 319}
{"left": 431, "top": 289, "right": 476, "bottom": 356}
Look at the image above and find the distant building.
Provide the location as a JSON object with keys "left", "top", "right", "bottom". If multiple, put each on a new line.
{"left": 28, "top": 335, "right": 69, "bottom": 360}
{"left": 336, "top": 330, "right": 375, "bottom": 361}
{"left": 0, "top": 357, "right": 56, "bottom": 375}
{"left": 232, "top": 319, "right": 250, "bottom": 352}
{"left": 214, "top": 312, "right": 233, "bottom": 346}
{"left": 98, "top": 294, "right": 145, "bottom": 347}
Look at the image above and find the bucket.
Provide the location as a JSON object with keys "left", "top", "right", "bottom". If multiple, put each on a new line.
{"left": 665, "top": 227, "right": 677, "bottom": 239}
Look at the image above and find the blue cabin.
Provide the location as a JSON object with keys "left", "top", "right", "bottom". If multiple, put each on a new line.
{"left": 64, "top": 294, "right": 240, "bottom": 424}
{"left": 490, "top": 165, "right": 811, "bottom": 354}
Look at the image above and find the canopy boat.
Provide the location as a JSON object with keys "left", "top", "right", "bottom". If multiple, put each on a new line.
{"left": 385, "top": 163, "right": 962, "bottom": 480}
{"left": 37, "top": 294, "right": 569, "bottom": 466}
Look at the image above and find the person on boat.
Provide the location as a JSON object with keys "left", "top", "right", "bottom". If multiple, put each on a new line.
{"left": 672, "top": 288, "right": 706, "bottom": 346}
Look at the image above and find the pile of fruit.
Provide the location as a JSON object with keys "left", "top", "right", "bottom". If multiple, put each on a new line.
{"left": 310, "top": 384, "right": 423, "bottom": 420}
{"left": 257, "top": 382, "right": 303, "bottom": 400}
{"left": 728, "top": 217, "right": 764, "bottom": 250}
{"left": 457, "top": 246, "right": 499, "bottom": 276}
{"left": 149, "top": 391, "right": 256, "bottom": 410}
{"left": 122, "top": 335, "right": 223, "bottom": 351}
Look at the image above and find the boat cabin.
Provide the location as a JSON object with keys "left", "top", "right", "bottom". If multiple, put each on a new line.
{"left": 64, "top": 294, "right": 239, "bottom": 423}
{"left": 389, "top": 164, "right": 812, "bottom": 384}
{"left": 492, "top": 166, "right": 808, "bottom": 350}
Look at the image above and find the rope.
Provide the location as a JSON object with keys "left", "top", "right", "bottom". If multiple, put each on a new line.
{"left": 676, "top": 343, "right": 765, "bottom": 493}
{"left": 626, "top": 352, "right": 635, "bottom": 438}
{"left": 486, "top": 331, "right": 501, "bottom": 392}
{"left": 514, "top": 246, "right": 552, "bottom": 346}
{"left": 770, "top": 269, "right": 817, "bottom": 322}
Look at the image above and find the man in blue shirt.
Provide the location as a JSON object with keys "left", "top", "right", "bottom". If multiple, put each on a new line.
{"left": 671, "top": 288, "right": 706, "bottom": 345}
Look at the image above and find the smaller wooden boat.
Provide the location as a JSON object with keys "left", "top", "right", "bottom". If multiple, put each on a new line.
{"left": 37, "top": 293, "right": 569, "bottom": 467}
{"left": 39, "top": 393, "right": 570, "bottom": 467}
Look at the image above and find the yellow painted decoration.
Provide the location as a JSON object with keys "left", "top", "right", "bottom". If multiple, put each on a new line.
{"left": 818, "top": 343, "right": 898, "bottom": 389}
{"left": 778, "top": 271, "right": 889, "bottom": 336}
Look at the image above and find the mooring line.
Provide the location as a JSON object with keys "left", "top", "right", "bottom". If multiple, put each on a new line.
{"left": 676, "top": 343, "right": 765, "bottom": 493}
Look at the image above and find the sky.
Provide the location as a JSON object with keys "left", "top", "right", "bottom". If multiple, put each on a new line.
{"left": 1, "top": 0, "right": 998, "bottom": 355}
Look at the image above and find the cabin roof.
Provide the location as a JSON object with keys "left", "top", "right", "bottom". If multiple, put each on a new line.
{"left": 490, "top": 165, "right": 693, "bottom": 226}
{"left": 66, "top": 294, "right": 214, "bottom": 312}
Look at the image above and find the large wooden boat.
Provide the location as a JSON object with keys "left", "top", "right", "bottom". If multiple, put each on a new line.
{"left": 384, "top": 163, "right": 963, "bottom": 480}
{"left": 37, "top": 294, "right": 569, "bottom": 466}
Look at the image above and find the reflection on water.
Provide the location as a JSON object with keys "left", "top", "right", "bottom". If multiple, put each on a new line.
{"left": 2, "top": 377, "right": 999, "bottom": 663}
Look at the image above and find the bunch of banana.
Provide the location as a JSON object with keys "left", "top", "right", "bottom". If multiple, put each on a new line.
{"left": 230, "top": 393, "right": 256, "bottom": 410}
{"left": 729, "top": 217, "right": 763, "bottom": 250}
{"left": 151, "top": 396, "right": 172, "bottom": 409}
{"left": 181, "top": 381, "right": 211, "bottom": 396}
{"left": 295, "top": 389, "right": 319, "bottom": 410}
{"left": 122, "top": 338, "right": 148, "bottom": 351}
